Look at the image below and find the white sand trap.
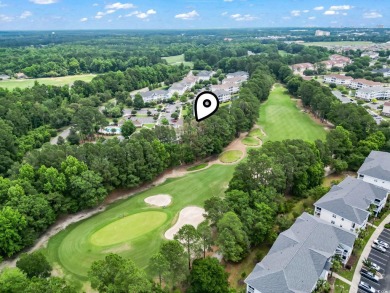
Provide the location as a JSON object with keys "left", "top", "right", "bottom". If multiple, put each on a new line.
{"left": 144, "top": 194, "right": 172, "bottom": 207}
{"left": 164, "top": 206, "right": 205, "bottom": 240}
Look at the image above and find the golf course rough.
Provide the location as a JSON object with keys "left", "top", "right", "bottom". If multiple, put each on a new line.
{"left": 90, "top": 211, "right": 168, "bottom": 246}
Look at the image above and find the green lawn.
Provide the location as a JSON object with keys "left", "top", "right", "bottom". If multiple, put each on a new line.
{"left": 162, "top": 54, "right": 194, "bottom": 68}
{"left": 258, "top": 85, "right": 327, "bottom": 142}
{"left": 44, "top": 164, "right": 235, "bottom": 282}
{"left": 242, "top": 137, "right": 260, "bottom": 146}
{"left": 248, "top": 128, "right": 263, "bottom": 139}
{"left": 187, "top": 163, "right": 208, "bottom": 171}
{"left": 334, "top": 278, "right": 350, "bottom": 293}
{"left": 219, "top": 150, "right": 243, "bottom": 163}
{"left": 278, "top": 50, "right": 288, "bottom": 56}
{"left": 0, "top": 74, "right": 96, "bottom": 90}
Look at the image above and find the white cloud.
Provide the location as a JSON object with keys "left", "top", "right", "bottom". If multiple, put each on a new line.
{"left": 342, "top": 12, "right": 347, "bottom": 16}
{"left": 80, "top": 17, "right": 88, "bottom": 22}
{"left": 20, "top": 11, "right": 32, "bottom": 19}
{"left": 224, "top": 0, "right": 233, "bottom": 2}
{"left": 0, "top": 14, "right": 13, "bottom": 22}
{"left": 92, "top": 3, "right": 99, "bottom": 6}
{"left": 313, "top": 6, "right": 324, "bottom": 11}
{"left": 282, "top": 16, "right": 291, "bottom": 20}
{"left": 324, "top": 10, "right": 338, "bottom": 15}
{"left": 221, "top": 11, "right": 228, "bottom": 16}
{"left": 0, "top": 1, "right": 7, "bottom": 7}
{"left": 290, "top": 10, "right": 300, "bottom": 17}
{"left": 105, "top": 2, "right": 135, "bottom": 10}
{"left": 230, "top": 13, "right": 257, "bottom": 21}
{"left": 363, "top": 11, "right": 382, "bottom": 18}
{"left": 308, "top": 16, "right": 316, "bottom": 20}
{"left": 329, "top": 5, "right": 353, "bottom": 11}
{"left": 175, "top": 10, "right": 199, "bottom": 20}
{"left": 126, "top": 9, "right": 156, "bottom": 19}
{"left": 106, "top": 9, "right": 116, "bottom": 14}
{"left": 29, "top": 0, "right": 57, "bottom": 4}
{"left": 302, "top": 10, "right": 309, "bottom": 13}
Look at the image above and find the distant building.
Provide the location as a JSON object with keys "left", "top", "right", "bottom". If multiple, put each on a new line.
{"left": 290, "top": 63, "right": 315, "bottom": 74}
{"left": 323, "top": 74, "right": 353, "bottom": 86}
{"left": 245, "top": 213, "right": 356, "bottom": 293}
{"left": 134, "top": 90, "right": 169, "bottom": 103}
{"left": 15, "top": 72, "right": 27, "bottom": 79}
{"left": 315, "top": 30, "right": 330, "bottom": 36}
{"left": 196, "top": 71, "right": 213, "bottom": 81}
{"left": 0, "top": 74, "right": 10, "bottom": 80}
{"left": 168, "top": 82, "right": 188, "bottom": 97}
{"left": 226, "top": 71, "right": 249, "bottom": 80}
{"left": 382, "top": 101, "right": 390, "bottom": 117}
{"left": 214, "top": 89, "right": 231, "bottom": 103}
{"left": 355, "top": 87, "right": 390, "bottom": 101}
{"left": 349, "top": 79, "right": 383, "bottom": 89}
{"left": 372, "top": 68, "right": 390, "bottom": 77}
{"left": 222, "top": 76, "right": 246, "bottom": 85}
{"left": 211, "top": 82, "right": 240, "bottom": 94}
{"left": 361, "top": 51, "right": 380, "bottom": 59}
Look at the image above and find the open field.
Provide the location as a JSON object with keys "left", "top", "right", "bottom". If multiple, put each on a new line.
{"left": 44, "top": 164, "right": 235, "bottom": 281}
{"left": 162, "top": 54, "right": 194, "bottom": 68}
{"left": 0, "top": 74, "right": 96, "bottom": 90}
{"left": 303, "top": 41, "right": 373, "bottom": 47}
{"left": 258, "top": 85, "right": 327, "bottom": 142}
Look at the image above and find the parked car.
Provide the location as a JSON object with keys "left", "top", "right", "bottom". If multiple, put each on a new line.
{"left": 370, "top": 262, "right": 381, "bottom": 271}
{"left": 360, "top": 268, "right": 379, "bottom": 282}
{"left": 372, "top": 243, "right": 387, "bottom": 253}
{"left": 358, "top": 281, "right": 376, "bottom": 293}
{"left": 374, "top": 239, "right": 389, "bottom": 249}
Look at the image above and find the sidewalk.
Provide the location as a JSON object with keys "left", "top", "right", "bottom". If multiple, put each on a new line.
{"left": 349, "top": 214, "right": 390, "bottom": 293}
{"left": 333, "top": 273, "right": 352, "bottom": 286}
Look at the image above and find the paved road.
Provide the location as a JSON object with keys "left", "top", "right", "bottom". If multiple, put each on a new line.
{"left": 351, "top": 213, "right": 390, "bottom": 293}
{"left": 332, "top": 90, "right": 356, "bottom": 104}
{"left": 50, "top": 127, "right": 71, "bottom": 145}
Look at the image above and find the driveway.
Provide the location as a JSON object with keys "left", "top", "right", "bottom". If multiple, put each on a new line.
{"left": 50, "top": 127, "right": 71, "bottom": 145}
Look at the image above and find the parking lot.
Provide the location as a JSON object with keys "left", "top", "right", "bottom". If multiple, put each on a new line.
{"left": 358, "top": 228, "right": 390, "bottom": 292}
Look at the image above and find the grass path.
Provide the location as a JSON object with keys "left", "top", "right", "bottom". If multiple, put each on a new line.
{"left": 0, "top": 74, "right": 96, "bottom": 90}
{"left": 258, "top": 85, "right": 327, "bottom": 142}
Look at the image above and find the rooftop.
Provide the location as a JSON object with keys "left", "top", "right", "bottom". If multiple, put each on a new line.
{"left": 245, "top": 213, "right": 356, "bottom": 293}
{"left": 358, "top": 151, "right": 390, "bottom": 182}
{"left": 315, "top": 177, "right": 388, "bottom": 225}
{"left": 325, "top": 74, "right": 353, "bottom": 80}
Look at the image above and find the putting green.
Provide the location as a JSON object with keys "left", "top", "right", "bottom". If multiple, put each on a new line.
{"left": 219, "top": 150, "right": 243, "bottom": 163}
{"left": 90, "top": 212, "right": 167, "bottom": 246}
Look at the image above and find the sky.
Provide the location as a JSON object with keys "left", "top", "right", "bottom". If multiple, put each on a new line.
{"left": 0, "top": 0, "right": 389, "bottom": 30}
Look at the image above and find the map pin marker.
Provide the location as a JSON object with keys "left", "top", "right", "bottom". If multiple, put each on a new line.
{"left": 194, "top": 91, "right": 219, "bottom": 122}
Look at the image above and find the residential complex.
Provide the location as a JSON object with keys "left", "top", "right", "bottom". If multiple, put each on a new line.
{"left": 246, "top": 150, "right": 390, "bottom": 293}
{"left": 323, "top": 74, "right": 353, "bottom": 86}
{"left": 349, "top": 79, "right": 383, "bottom": 90}
{"left": 355, "top": 87, "right": 390, "bottom": 101}
{"left": 382, "top": 102, "right": 390, "bottom": 116}
{"left": 372, "top": 68, "right": 390, "bottom": 77}
{"left": 245, "top": 213, "right": 356, "bottom": 293}
{"left": 314, "top": 177, "right": 388, "bottom": 232}
{"left": 291, "top": 63, "right": 315, "bottom": 74}
{"left": 315, "top": 30, "right": 330, "bottom": 36}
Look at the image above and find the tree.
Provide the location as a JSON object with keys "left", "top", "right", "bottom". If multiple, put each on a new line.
{"left": 133, "top": 94, "right": 145, "bottom": 109}
{"left": 159, "top": 240, "right": 188, "bottom": 288}
{"left": 217, "top": 212, "right": 249, "bottom": 262}
{"left": 0, "top": 206, "right": 27, "bottom": 257}
{"left": 331, "top": 255, "right": 343, "bottom": 277}
{"left": 0, "top": 268, "right": 29, "bottom": 293}
{"left": 197, "top": 221, "right": 213, "bottom": 258}
{"left": 66, "top": 128, "right": 80, "bottom": 145}
{"left": 24, "top": 277, "right": 77, "bottom": 293}
{"left": 121, "top": 120, "right": 136, "bottom": 138}
{"left": 148, "top": 253, "right": 169, "bottom": 286}
{"left": 16, "top": 251, "right": 52, "bottom": 278}
{"left": 187, "top": 258, "right": 229, "bottom": 293}
{"left": 363, "top": 258, "right": 377, "bottom": 275}
{"left": 174, "top": 224, "right": 200, "bottom": 270}
{"left": 313, "top": 279, "right": 331, "bottom": 293}
{"left": 161, "top": 118, "right": 169, "bottom": 125}
{"left": 171, "top": 112, "right": 179, "bottom": 120}
{"left": 88, "top": 253, "right": 151, "bottom": 293}
{"left": 0, "top": 119, "right": 17, "bottom": 176}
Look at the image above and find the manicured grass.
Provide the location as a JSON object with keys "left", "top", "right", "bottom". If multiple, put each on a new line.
{"left": 258, "top": 85, "right": 326, "bottom": 142}
{"left": 90, "top": 212, "right": 167, "bottom": 246}
{"left": 143, "top": 123, "right": 155, "bottom": 129}
{"left": 303, "top": 41, "right": 373, "bottom": 47}
{"left": 162, "top": 54, "right": 194, "bottom": 68}
{"left": 242, "top": 137, "right": 260, "bottom": 146}
{"left": 0, "top": 74, "right": 96, "bottom": 90}
{"left": 248, "top": 128, "right": 263, "bottom": 139}
{"left": 278, "top": 50, "right": 288, "bottom": 56}
{"left": 219, "top": 150, "right": 243, "bottom": 163}
{"left": 334, "top": 278, "right": 350, "bottom": 293}
{"left": 187, "top": 163, "right": 208, "bottom": 171}
{"left": 44, "top": 164, "right": 235, "bottom": 282}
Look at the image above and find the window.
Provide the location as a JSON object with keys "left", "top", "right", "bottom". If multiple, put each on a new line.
{"left": 332, "top": 214, "right": 336, "bottom": 218}
{"left": 331, "top": 221, "right": 335, "bottom": 224}
{"left": 340, "top": 225, "right": 343, "bottom": 228}
{"left": 352, "top": 223, "right": 356, "bottom": 228}
{"left": 248, "top": 286, "right": 255, "bottom": 293}
{"left": 359, "top": 174, "right": 364, "bottom": 178}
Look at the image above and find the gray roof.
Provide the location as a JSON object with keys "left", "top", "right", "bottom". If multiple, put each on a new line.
{"left": 197, "top": 70, "right": 213, "bottom": 77}
{"left": 245, "top": 213, "right": 356, "bottom": 293}
{"left": 357, "top": 86, "right": 389, "bottom": 94}
{"left": 358, "top": 151, "right": 390, "bottom": 182}
{"left": 214, "top": 89, "right": 230, "bottom": 96}
{"left": 315, "top": 176, "right": 388, "bottom": 224}
{"left": 372, "top": 68, "right": 390, "bottom": 74}
{"left": 227, "top": 71, "right": 249, "bottom": 77}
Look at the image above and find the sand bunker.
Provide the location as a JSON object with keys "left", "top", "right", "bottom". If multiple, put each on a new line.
{"left": 144, "top": 194, "right": 172, "bottom": 207}
{"left": 164, "top": 206, "right": 205, "bottom": 240}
